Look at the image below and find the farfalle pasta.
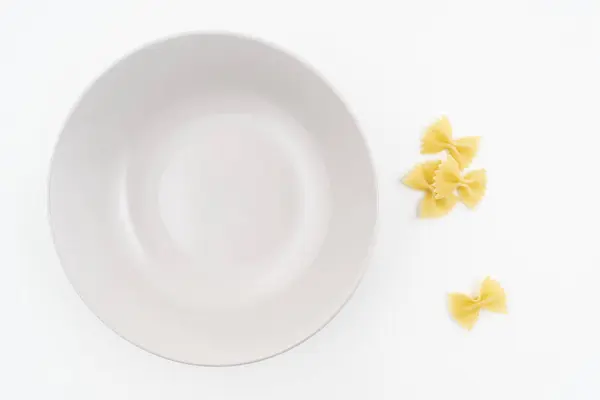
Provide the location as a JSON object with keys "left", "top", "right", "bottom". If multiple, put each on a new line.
{"left": 402, "top": 118, "right": 502, "bottom": 329}
{"left": 402, "top": 116, "right": 486, "bottom": 217}
{"left": 433, "top": 156, "right": 487, "bottom": 209}
{"left": 421, "top": 116, "right": 480, "bottom": 169}
{"left": 448, "top": 277, "right": 507, "bottom": 330}
{"left": 403, "top": 160, "right": 458, "bottom": 218}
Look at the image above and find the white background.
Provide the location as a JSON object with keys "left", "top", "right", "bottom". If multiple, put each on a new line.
{"left": 1, "top": 0, "right": 600, "bottom": 398}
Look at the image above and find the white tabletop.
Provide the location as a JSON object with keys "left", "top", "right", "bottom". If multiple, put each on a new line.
{"left": 1, "top": 1, "right": 599, "bottom": 399}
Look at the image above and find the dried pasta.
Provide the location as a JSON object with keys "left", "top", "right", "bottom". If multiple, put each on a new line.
{"left": 448, "top": 277, "right": 507, "bottom": 330}
{"left": 433, "top": 156, "right": 487, "bottom": 209}
{"left": 421, "top": 116, "right": 480, "bottom": 169}
{"left": 403, "top": 160, "right": 458, "bottom": 218}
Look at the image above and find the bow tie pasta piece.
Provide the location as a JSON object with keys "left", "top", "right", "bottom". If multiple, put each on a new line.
{"left": 421, "top": 116, "right": 480, "bottom": 169}
{"left": 433, "top": 156, "right": 487, "bottom": 209}
{"left": 403, "top": 160, "right": 458, "bottom": 218}
{"left": 448, "top": 277, "right": 507, "bottom": 330}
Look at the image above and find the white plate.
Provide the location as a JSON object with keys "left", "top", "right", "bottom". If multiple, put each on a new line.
{"left": 48, "top": 33, "right": 377, "bottom": 366}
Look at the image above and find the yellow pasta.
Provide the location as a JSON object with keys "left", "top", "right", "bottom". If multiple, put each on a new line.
{"left": 433, "top": 156, "right": 487, "bottom": 209}
{"left": 448, "top": 277, "right": 507, "bottom": 330}
{"left": 403, "top": 160, "right": 458, "bottom": 218}
{"left": 421, "top": 116, "right": 480, "bottom": 169}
